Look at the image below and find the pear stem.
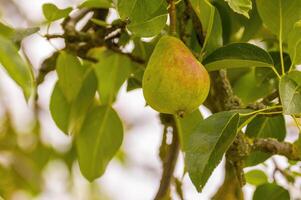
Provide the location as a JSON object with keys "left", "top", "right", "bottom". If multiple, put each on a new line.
{"left": 167, "top": 0, "right": 177, "bottom": 36}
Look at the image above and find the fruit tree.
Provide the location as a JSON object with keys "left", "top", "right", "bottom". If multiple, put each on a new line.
{"left": 0, "top": 0, "right": 301, "bottom": 199}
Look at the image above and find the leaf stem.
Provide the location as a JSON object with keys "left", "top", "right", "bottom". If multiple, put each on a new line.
{"left": 279, "top": 1, "right": 285, "bottom": 75}
{"left": 257, "top": 111, "right": 283, "bottom": 115}
{"left": 237, "top": 114, "right": 257, "bottom": 132}
{"left": 239, "top": 105, "right": 282, "bottom": 116}
{"left": 270, "top": 66, "right": 281, "bottom": 79}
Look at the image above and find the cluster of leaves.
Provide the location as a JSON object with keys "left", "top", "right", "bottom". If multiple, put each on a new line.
{"left": 0, "top": 0, "right": 301, "bottom": 199}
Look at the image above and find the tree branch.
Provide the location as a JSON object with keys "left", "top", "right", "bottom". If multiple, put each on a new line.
{"left": 253, "top": 138, "right": 300, "bottom": 160}
{"left": 205, "top": 70, "right": 242, "bottom": 112}
{"left": 154, "top": 114, "right": 180, "bottom": 200}
{"left": 62, "top": 8, "right": 92, "bottom": 32}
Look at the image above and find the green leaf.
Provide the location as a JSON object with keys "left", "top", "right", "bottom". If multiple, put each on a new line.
{"left": 225, "top": 0, "right": 252, "bottom": 18}
{"left": 69, "top": 70, "right": 98, "bottom": 133}
{"left": 256, "top": 51, "right": 291, "bottom": 76}
{"left": 132, "top": 37, "right": 158, "bottom": 60}
{"left": 288, "top": 20, "right": 301, "bottom": 66}
{"left": 233, "top": 68, "right": 276, "bottom": 104}
{"left": 50, "top": 83, "right": 70, "bottom": 133}
{"left": 213, "top": 0, "right": 241, "bottom": 44}
{"left": 256, "top": 0, "right": 301, "bottom": 42}
{"left": 253, "top": 183, "right": 290, "bottom": 200}
{"left": 246, "top": 151, "right": 270, "bottom": 167}
{"left": 0, "top": 35, "right": 34, "bottom": 99}
{"left": 127, "top": 14, "right": 167, "bottom": 38}
{"left": 118, "top": 0, "right": 165, "bottom": 21}
{"left": 11, "top": 27, "right": 40, "bottom": 43}
{"left": 279, "top": 71, "right": 301, "bottom": 115}
{"left": 189, "top": 0, "right": 223, "bottom": 55}
{"left": 90, "top": 19, "right": 109, "bottom": 27}
{"left": 246, "top": 115, "right": 286, "bottom": 140}
{"left": 56, "top": 51, "right": 86, "bottom": 102}
{"left": 0, "top": 21, "right": 40, "bottom": 45}
{"left": 127, "top": 68, "right": 144, "bottom": 91}
{"left": 178, "top": 109, "right": 203, "bottom": 151}
{"left": 117, "top": 0, "right": 167, "bottom": 37}
{"left": 203, "top": 43, "right": 274, "bottom": 71}
{"left": 245, "top": 115, "right": 286, "bottom": 166}
{"left": 79, "top": 0, "right": 111, "bottom": 8}
{"left": 42, "top": 3, "right": 72, "bottom": 22}
{"left": 50, "top": 70, "right": 97, "bottom": 134}
{"left": 76, "top": 105, "right": 123, "bottom": 181}
{"left": 185, "top": 111, "right": 239, "bottom": 191}
{"left": 89, "top": 48, "right": 134, "bottom": 105}
{"left": 0, "top": 22, "right": 14, "bottom": 38}
{"left": 247, "top": 51, "right": 291, "bottom": 104}
{"left": 245, "top": 170, "right": 268, "bottom": 186}
{"left": 240, "top": 1, "right": 263, "bottom": 42}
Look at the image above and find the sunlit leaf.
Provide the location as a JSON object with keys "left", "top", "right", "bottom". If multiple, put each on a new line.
{"left": 279, "top": 71, "right": 301, "bottom": 115}
{"left": 117, "top": 0, "right": 168, "bottom": 37}
{"left": 127, "top": 14, "right": 167, "bottom": 37}
{"left": 50, "top": 70, "right": 97, "bottom": 134}
{"left": 90, "top": 19, "right": 108, "bottom": 27}
{"left": 79, "top": 0, "right": 111, "bottom": 8}
{"left": 245, "top": 170, "right": 268, "bottom": 186}
{"left": 256, "top": 0, "right": 301, "bottom": 41}
{"left": 288, "top": 20, "right": 301, "bottom": 66}
{"left": 50, "top": 83, "right": 70, "bottom": 133}
{"left": 56, "top": 51, "right": 86, "bottom": 102}
{"left": 89, "top": 48, "right": 135, "bottom": 104}
{"left": 0, "top": 21, "right": 40, "bottom": 46}
{"left": 76, "top": 105, "right": 123, "bottom": 181}
{"left": 225, "top": 0, "right": 252, "bottom": 18}
{"left": 42, "top": 3, "right": 72, "bottom": 22}
{"left": 69, "top": 70, "right": 97, "bottom": 133}
{"left": 0, "top": 35, "right": 34, "bottom": 99}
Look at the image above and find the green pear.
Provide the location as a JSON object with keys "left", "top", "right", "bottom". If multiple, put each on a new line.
{"left": 142, "top": 36, "right": 210, "bottom": 117}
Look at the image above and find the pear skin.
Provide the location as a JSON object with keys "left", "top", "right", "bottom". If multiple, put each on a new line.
{"left": 142, "top": 36, "right": 210, "bottom": 117}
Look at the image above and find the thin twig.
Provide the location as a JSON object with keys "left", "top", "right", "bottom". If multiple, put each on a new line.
{"left": 44, "top": 34, "right": 64, "bottom": 40}
{"left": 167, "top": 0, "right": 177, "bottom": 36}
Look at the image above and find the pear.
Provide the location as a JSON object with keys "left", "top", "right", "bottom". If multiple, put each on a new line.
{"left": 142, "top": 36, "right": 210, "bottom": 117}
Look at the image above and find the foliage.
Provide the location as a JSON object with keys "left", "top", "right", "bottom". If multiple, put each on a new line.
{"left": 0, "top": 0, "right": 301, "bottom": 199}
